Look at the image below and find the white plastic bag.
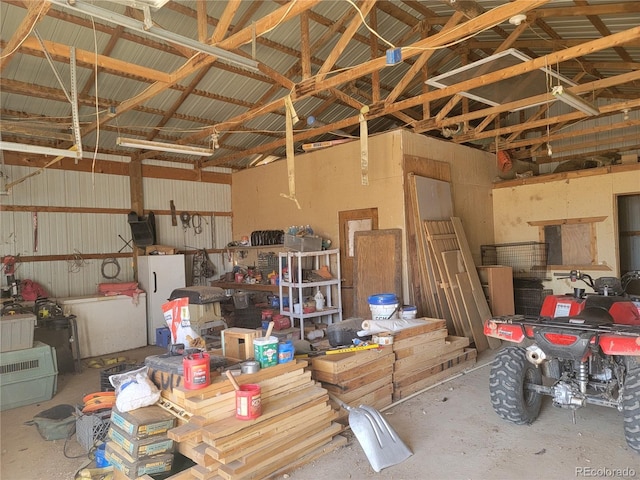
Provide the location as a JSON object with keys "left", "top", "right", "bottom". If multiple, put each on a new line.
{"left": 109, "top": 366, "right": 160, "bottom": 412}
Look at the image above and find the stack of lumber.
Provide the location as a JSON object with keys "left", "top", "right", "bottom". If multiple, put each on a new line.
{"left": 159, "top": 360, "right": 346, "bottom": 480}
{"left": 309, "top": 347, "right": 394, "bottom": 422}
{"left": 391, "top": 318, "right": 477, "bottom": 401}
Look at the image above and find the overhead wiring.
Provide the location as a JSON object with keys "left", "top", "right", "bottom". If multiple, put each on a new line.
{"left": 344, "top": 0, "right": 395, "bottom": 49}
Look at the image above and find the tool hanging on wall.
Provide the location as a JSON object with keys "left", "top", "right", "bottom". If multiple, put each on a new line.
{"left": 191, "top": 213, "right": 203, "bottom": 235}
{"left": 170, "top": 200, "right": 177, "bottom": 226}
{"left": 117, "top": 234, "right": 133, "bottom": 253}
{"left": 180, "top": 212, "right": 191, "bottom": 230}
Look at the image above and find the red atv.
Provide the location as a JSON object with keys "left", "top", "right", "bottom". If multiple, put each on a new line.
{"left": 484, "top": 271, "right": 640, "bottom": 452}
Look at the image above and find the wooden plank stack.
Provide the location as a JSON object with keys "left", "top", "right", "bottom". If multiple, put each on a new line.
{"left": 160, "top": 360, "right": 346, "bottom": 480}
{"left": 309, "top": 347, "right": 395, "bottom": 422}
{"left": 391, "top": 318, "right": 478, "bottom": 401}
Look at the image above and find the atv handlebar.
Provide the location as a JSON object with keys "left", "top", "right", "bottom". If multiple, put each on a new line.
{"left": 553, "top": 270, "right": 596, "bottom": 289}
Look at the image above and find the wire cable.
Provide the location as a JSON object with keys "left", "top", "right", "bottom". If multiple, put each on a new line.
{"left": 191, "top": 213, "right": 203, "bottom": 235}
{"left": 101, "top": 257, "right": 121, "bottom": 280}
{"left": 66, "top": 250, "right": 89, "bottom": 273}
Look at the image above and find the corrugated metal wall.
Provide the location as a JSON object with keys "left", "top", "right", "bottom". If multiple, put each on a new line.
{"left": 0, "top": 163, "right": 232, "bottom": 298}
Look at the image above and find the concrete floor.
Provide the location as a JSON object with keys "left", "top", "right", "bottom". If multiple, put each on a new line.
{"left": 1, "top": 346, "right": 639, "bottom": 480}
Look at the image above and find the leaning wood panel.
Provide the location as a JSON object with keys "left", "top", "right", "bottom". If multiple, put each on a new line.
{"left": 353, "top": 228, "right": 403, "bottom": 318}
{"left": 423, "top": 220, "right": 465, "bottom": 336}
{"left": 450, "top": 217, "right": 501, "bottom": 349}
{"left": 456, "top": 271, "right": 490, "bottom": 352}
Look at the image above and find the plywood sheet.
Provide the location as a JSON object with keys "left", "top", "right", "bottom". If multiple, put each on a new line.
{"left": 415, "top": 176, "right": 454, "bottom": 221}
{"left": 353, "top": 229, "right": 402, "bottom": 318}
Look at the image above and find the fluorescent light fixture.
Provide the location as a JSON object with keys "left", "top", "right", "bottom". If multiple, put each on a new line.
{"left": 552, "top": 86, "right": 600, "bottom": 116}
{"left": 249, "top": 154, "right": 280, "bottom": 166}
{"left": 107, "top": 0, "right": 171, "bottom": 10}
{"left": 0, "top": 141, "right": 82, "bottom": 159}
{"left": 49, "top": 0, "right": 259, "bottom": 71}
{"left": 116, "top": 137, "right": 214, "bottom": 156}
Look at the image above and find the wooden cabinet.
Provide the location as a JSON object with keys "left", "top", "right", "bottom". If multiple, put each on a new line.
{"left": 477, "top": 266, "right": 514, "bottom": 316}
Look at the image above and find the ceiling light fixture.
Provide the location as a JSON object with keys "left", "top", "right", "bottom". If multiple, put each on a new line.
{"left": 116, "top": 137, "right": 214, "bottom": 156}
{"left": 49, "top": 0, "right": 259, "bottom": 71}
{"left": 551, "top": 86, "right": 600, "bottom": 116}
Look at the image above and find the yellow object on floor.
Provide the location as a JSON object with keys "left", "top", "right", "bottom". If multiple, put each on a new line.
{"left": 85, "top": 357, "right": 129, "bottom": 368}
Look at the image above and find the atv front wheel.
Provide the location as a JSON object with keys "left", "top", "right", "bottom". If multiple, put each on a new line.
{"left": 489, "top": 346, "right": 542, "bottom": 424}
{"left": 623, "top": 369, "right": 640, "bottom": 452}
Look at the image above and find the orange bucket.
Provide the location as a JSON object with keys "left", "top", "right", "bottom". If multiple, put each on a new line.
{"left": 235, "top": 384, "right": 261, "bottom": 420}
{"left": 183, "top": 352, "right": 210, "bottom": 390}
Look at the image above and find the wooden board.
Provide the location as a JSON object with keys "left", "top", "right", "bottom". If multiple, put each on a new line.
{"left": 392, "top": 350, "right": 477, "bottom": 401}
{"left": 320, "top": 363, "right": 394, "bottom": 394}
{"left": 393, "top": 336, "right": 470, "bottom": 377}
{"left": 450, "top": 217, "right": 501, "bottom": 349}
{"left": 456, "top": 272, "right": 490, "bottom": 352}
{"left": 172, "top": 359, "right": 307, "bottom": 401}
{"left": 200, "top": 385, "right": 327, "bottom": 442}
{"left": 392, "top": 317, "right": 447, "bottom": 341}
{"left": 392, "top": 328, "right": 448, "bottom": 353}
{"left": 393, "top": 330, "right": 449, "bottom": 359}
{"left": 393, "top": 348, "right": 478, "bottom": 389}
{"left": 423, "top": 220, "right": 465, "bottom": 336}
{"left": 441, "top": 250, "right": 473, "bottom": 340}
{"left": 353, "top": 228, "right": 403, "bottom": 318}
{"left": 310, "top": 345, "right": 394, "bottom": 374}
{"left": 312, "top": 353, "right": 395, "bottom": 386}
{"left": 477, "top": 266, "right": 515, "bottom": 316}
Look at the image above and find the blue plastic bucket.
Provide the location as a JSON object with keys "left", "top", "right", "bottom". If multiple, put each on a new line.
{"left": 367, "top": 293, "right": 399, "bottom": 320}
{"left": 401, "top": 305, "right": 418, "bottom": 320}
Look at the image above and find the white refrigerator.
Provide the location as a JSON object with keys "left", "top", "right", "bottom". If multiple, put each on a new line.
{"left": 137, "top": 254, "right": 186, "bottom": 344}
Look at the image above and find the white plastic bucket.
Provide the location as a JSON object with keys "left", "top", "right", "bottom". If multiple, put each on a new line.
{"left": 401, "top": 305, "right": 417, "bottom": 320}
{"left": 368, "top": 293, "right": 399, "bottom": 320}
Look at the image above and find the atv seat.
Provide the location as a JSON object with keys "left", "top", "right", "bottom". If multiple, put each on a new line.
{"left": 568, "top": 306, "right": 614, "bottom": 326}
{"left": 583, "top": 295, "right": 627, "bottom": 311}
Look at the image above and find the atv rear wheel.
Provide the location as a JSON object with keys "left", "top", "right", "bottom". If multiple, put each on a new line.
{"left": 623, "top": 369, "right": 640, "bottom": 452}
{"left": 490, "top": 346, "right": 542, "bottom": 424}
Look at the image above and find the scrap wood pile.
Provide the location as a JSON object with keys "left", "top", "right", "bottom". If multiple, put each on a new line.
{"left": 308, "top": 318, "right": 477, "bottom": 408}
{"left": 158, "top": 360, "right": 346, "bottom": 480}
{"left": 310, "top": 346, "right": 395, "bottom": 423}
{"left": 390, "top": 318, "right": 477, "bottom": 401}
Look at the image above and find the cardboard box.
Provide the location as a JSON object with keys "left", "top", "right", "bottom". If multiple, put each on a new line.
{"left": 110, "top": 406, "right": 176, "bottom": 439}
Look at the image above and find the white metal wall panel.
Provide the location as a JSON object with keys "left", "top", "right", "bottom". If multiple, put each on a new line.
{"left": 0, "top": 164, "right": 231, "bottom": 298}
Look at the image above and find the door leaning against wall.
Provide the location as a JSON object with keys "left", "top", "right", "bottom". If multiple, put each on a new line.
{"left": 338, "top": 208, "right": 378, "bottom": 318}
